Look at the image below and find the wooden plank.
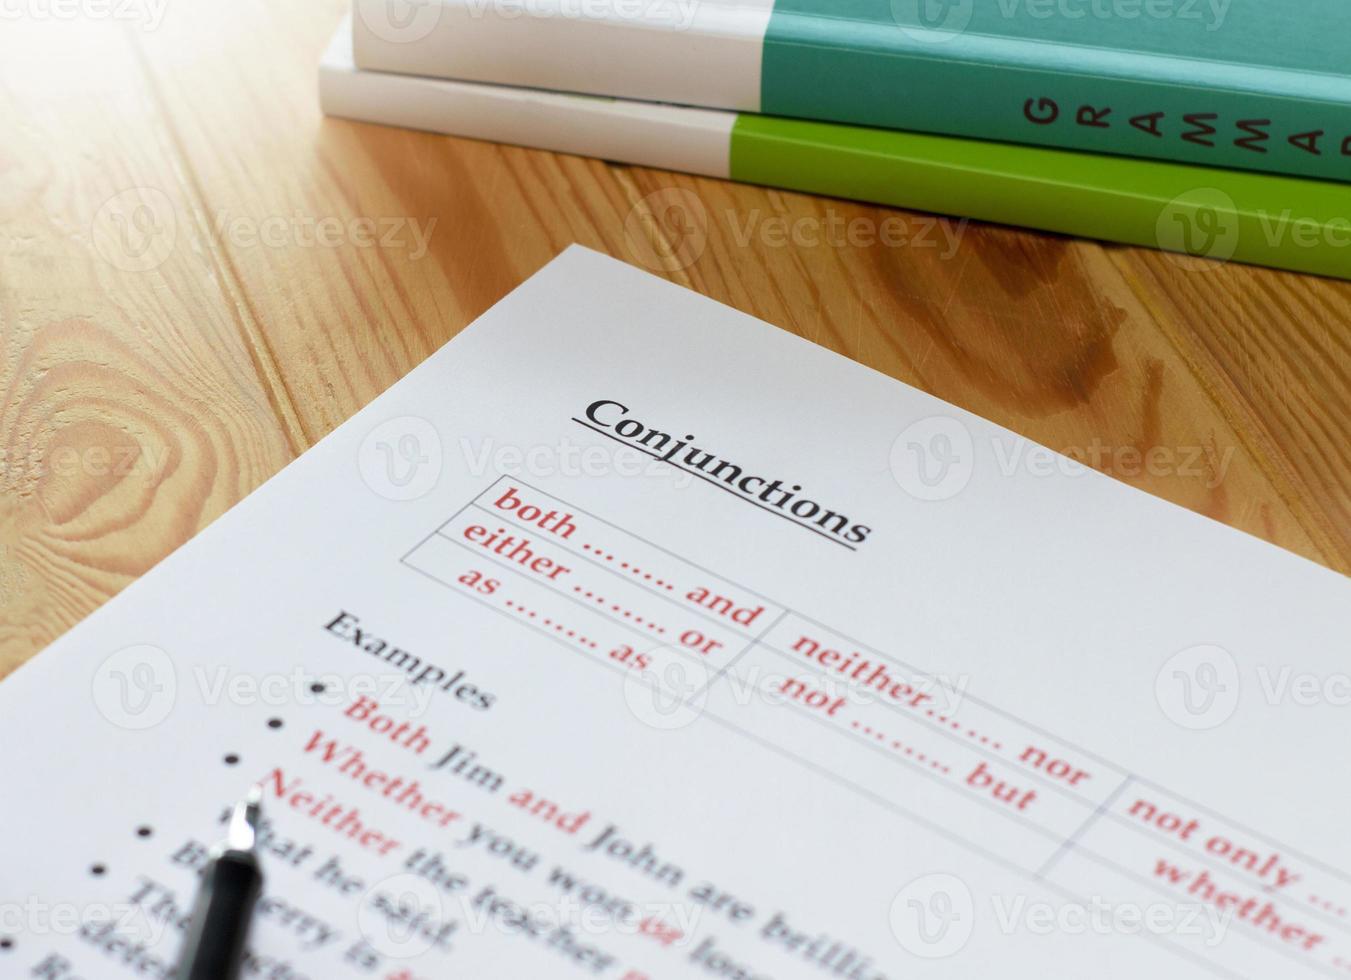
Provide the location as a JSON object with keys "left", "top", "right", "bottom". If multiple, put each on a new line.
{"left": 0, "top": 16, "right": 293, "bottom": 676}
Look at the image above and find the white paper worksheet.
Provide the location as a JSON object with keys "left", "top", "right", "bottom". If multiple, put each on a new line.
{"left": 1, "top": 246, "right": 1347, "bottom": 980}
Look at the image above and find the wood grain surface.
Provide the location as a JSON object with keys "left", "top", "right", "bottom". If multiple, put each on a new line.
{"left": 0, "top": 0, "right": 1347, "bottom": 679}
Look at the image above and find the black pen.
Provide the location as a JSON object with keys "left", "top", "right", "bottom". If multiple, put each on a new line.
{"left": 174, "top": 787, "right": 265, "bottom": 980}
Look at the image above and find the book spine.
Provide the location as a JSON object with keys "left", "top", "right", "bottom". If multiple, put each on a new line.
{"left": 351, "top": 0, "right": 774, "bottom": 111}
{"left": 324, "top": 18, "right": 735, "bottom": 177}
{"left": 761, "top": 12, "right": 1351, "bottom": 183}
{"left": 352, "top": 0, "right": 1351, "bottom": 183}
{"left": 727, "top": 115, "right": 1351, "bottom": 279}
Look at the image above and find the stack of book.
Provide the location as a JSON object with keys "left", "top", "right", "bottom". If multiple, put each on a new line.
{"left": 320, "top": 0, "right": 1351, "bottom": 278}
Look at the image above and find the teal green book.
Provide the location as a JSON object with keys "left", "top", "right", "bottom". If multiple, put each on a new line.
{"left": 324, "top": 20, "right": 1351, "bottom": 280}
{"left": 353, "top": 0, "right": 1351, "bottom": 183}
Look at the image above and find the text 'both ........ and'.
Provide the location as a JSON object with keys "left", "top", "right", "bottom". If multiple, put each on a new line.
{"left": 454, "top": 483, "right": 772, "bottom": 629}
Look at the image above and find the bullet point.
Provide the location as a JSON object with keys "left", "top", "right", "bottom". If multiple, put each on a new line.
{"left": 310, "top": 682, "right": 325, "bottom": 694}
{"left": 136, "top": 826, "right": 153, "bottom": 839}
{"left": 267, "top": 718, "right": 283, "bottom": 730}
{"left": 0, "top": 938, "right": 14, "bottom": 951}
{"left": 223, "top": 753, "right": 240, "bottom": 766}
{"left": 90, "top": 864, "right": 106, "bottom": 877}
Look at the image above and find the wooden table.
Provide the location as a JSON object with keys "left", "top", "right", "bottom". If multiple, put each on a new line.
{"left": 1, "top": 0, "right": 1347, "bottom": 678}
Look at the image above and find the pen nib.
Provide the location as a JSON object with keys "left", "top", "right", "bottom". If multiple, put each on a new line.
{"left": 227, "top": 785, "right": 263, "bottom": 852}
